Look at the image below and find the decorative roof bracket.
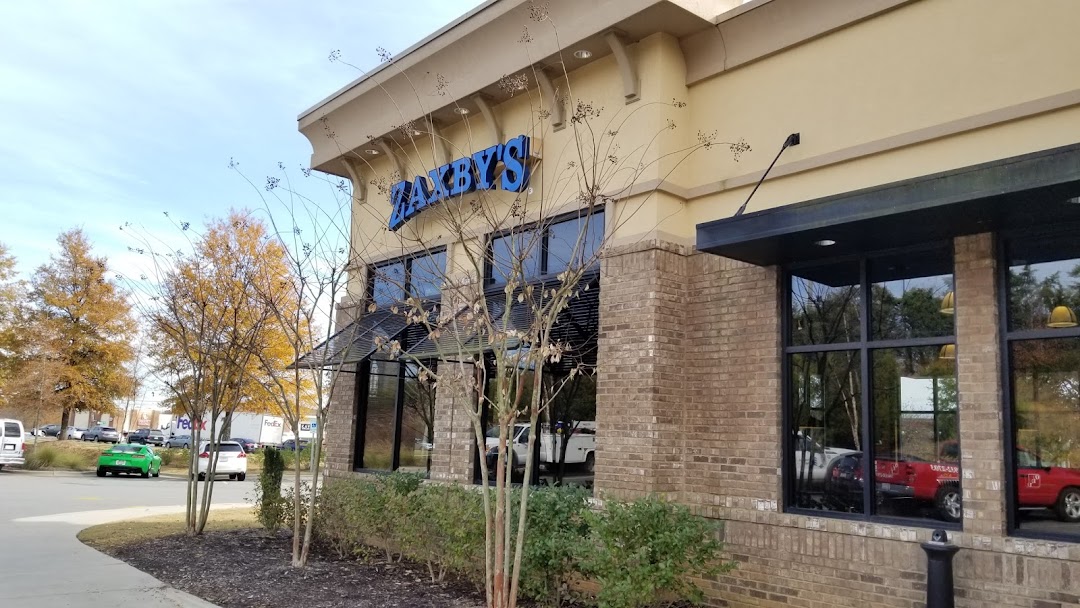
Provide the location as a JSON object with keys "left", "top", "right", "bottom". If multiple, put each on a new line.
{"left": 375, "top": 138, "right": 407, "bottom": 179}
{"left": 604, "top": 31, "right": 640, "bottom": 104}
{"left": 342, "top": 157, "right": 367, "bottom": 203}
{"left": 535, "top": 69, "right": 565, "bottom": 131}
{"left": 472, "top": 95, "right": 503, "bottom": 145}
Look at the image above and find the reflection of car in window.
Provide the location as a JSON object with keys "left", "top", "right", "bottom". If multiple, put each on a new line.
{"left": 792, "top": 432, "right": 856, "bottom": 487}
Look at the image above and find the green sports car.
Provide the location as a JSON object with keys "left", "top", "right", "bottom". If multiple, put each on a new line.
{"left": 96, "top": 444, "right": 162, "bottom": 478}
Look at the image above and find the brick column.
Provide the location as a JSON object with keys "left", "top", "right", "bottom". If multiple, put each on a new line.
{"left": 594, "top": 240, "right": 689, "bottom": 500}
{"left": 429, "top": 379, "right": 477, "bottom": 482}
{"left": 954, "top": 232, "right": 1007, "bottom": 536}
{"left": 324, "top": 364, "right": 359, "bottom": 477}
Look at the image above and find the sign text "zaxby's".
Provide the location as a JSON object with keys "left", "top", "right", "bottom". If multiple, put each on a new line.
{"left": 389, "top": 135, "right": 531, "bottom": 231}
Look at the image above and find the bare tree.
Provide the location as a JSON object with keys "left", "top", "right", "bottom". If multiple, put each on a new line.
{"left": 317, "top": 12, "right": 748, "bottom": 606}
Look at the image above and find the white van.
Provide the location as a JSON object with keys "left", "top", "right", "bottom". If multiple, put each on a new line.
{"left": 0, "top": 419, "right": 26, "bottom": 470}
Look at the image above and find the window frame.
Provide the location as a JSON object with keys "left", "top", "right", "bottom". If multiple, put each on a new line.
{"left": 781, "top": 241, "right": 960, "bottom": 529}
{"left": 367, "top": 246, "right": 448, "bottom": 307}
{"left": 484, "top": 209, "right": 604, "bottom": 286}
{"left": 353, "top": 356, "right": 438, "bottom": 474}
{"left": 998, "top": 225, "right": 1080, "bottom": 542}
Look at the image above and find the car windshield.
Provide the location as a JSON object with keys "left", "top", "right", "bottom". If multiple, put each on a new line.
{"left": 205, "top": 443, "right": 244, "bottom": 452}
{"left": 101, "top": 427, "right": 116, "bottom": 432}
{"left": 110, "top": 445, "right": 142, "bottom": 453}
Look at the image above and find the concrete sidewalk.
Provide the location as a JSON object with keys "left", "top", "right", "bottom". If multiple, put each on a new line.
{"left": 1, "top": 471, "right": 251, "bottom": 608}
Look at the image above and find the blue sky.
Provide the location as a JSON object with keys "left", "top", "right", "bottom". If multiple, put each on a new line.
{"left": 0, "top": 0, "right": 483, "bottom": 281}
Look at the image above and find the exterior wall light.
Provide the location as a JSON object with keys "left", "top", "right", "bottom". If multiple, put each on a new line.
{"left": 940, "top": 291, "right": 955, "bottom": 315}
{"left": 1047, "top": 305, "right": 1079, "bottom": 328}
{"left": 573, "top": 49, "right": 592, "bottom": 59}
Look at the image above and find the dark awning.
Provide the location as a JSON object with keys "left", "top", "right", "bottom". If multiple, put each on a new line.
{"left": 292, "top": 305, "right": 431, "bottom": 370}
{"left": 405, "top": 273, "right": 600, "bottom": 371}
{"left": 696, "top": 143, "right": 1080, "bottom": 267}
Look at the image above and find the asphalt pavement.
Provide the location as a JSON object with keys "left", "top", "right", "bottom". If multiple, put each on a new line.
{"left": 0, "top": 469, "right": 251, "bottom": 608}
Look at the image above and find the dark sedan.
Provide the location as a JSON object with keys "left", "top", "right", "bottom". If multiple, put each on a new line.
{"left": 230, "top": 437, "right": 259, "bottom": 453}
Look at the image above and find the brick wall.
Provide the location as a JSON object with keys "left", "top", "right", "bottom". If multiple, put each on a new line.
{"left": 594, "top": 239, "right": 690, "bottom": 499}
{"left": 324, "top": 363, "right": 359, "bottom": 477}
{"left": 429, "top": 371, "right": 476, "bottom": 483}
{"left": 590, "top": 235, "right": 1080, "bottom": 608}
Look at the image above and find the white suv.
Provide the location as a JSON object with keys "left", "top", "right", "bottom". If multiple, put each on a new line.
{"left": 195, "top": 441, "right": 248, "bottom": 481}
{"left": 0, "top": 419, "right": 26, "bottom": 470}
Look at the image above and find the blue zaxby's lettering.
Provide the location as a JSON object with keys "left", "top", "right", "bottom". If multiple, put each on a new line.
{"left": 388, "top": 134, "right": 531, "bottom": 231}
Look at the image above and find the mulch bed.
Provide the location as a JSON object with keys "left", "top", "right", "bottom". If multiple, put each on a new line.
{"left": 106, "top": 528, "right": 486, "bottom": 608}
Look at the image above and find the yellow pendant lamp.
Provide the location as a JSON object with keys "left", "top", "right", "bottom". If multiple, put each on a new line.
{"left": 938, "top": 344, "right": 956, "bottom": 360}
{"left": 1047, "top": 305, "right": 1079, "bottom": 328}
{"left": 940, "top": 291, "right": 955, "bottom": 315}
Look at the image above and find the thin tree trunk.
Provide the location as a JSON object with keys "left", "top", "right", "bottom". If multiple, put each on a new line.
{"left": 300, "top": 413, "right": 324, "bottom": 566}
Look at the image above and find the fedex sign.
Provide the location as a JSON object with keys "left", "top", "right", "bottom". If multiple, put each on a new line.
{"left": 388, "top": 135, "right": 531, "bottom": 231}
{"left": 176, "top": 417, "right": 206, "bottom": 431}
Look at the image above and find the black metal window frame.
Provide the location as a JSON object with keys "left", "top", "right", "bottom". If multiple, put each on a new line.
{"left": 367, "top": 246, "right": 448, "bottom": 306}
{"left": 352, "top": 356, "right": 438, "bottom": 474}
{"left": 483, "top": 208, "right": 604, "bottom": 286}
{"left": 782, "top": 240, "right": 961, "bottom": 529}
{"left": 998, "top": 223, "right": 1080, "bottom": 543}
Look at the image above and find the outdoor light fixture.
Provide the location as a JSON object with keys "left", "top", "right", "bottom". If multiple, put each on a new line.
{"left": 454, "top": 107, "right": 470, "bottom": 115}
{"left": 734, "top": 133, "right": 801, "bottom": 217}
{"left": 938, "top": 344, "right": 956, "bottom": 360}
{"left": 573, "top": 49, "right": 593, "bottom": 59}
{"left": 1047, "top": 305, "right": 1079, "bottom": 328}
{"left": 940, "top": 291, "right": 955, "bottom": 315}
{"left": 814, "top": 239, "right": 836, "bottom": 247}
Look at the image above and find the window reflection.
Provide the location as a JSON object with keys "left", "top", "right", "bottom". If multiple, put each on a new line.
{"left": 871, "top": 347, "right": 959, "bottom": 522}
{"left": 790, "top": 351, "right": 862, "bottom": 512}
{"left": 871, "top": 250, "right": 954, "bottom": 341}
{"left": 547, "top": 215, "right": 603, "bottom": 275}
{"left": 1010, "top": 338, "right": 1080, "bottom": 531}
{"left": 491, "top": 230, "right": 541, "bottom": 284}
{"left": 790, "top": 262, "right": 860, "bottom": 346}
{"left": 397, "top": 362, "right": 436, "bottom": 474}
{"left": 1008, "top": 237, "right": 1080, "bottom": 332}
{"left": 371, "top": 262, "right": 406, "bottom": 307}
{"left": 409, "top": 251, "right": 446, "bottom": 300}
{"left": 362, "top": 359, "right": 399, "bottom": 470}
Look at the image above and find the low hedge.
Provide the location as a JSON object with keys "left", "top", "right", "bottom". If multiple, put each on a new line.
{"left": 310, "top": 474, "right": 734, "bottom": 607}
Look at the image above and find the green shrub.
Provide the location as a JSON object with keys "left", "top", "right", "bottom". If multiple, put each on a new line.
{"left": 23, "top": 445, "right": 57, "bottom": 470}
{"left": 157, "top": 448, "right": 190, "bottom": 468}
{"left": 577, "top": 496, "right": 734, "bottom": 608}
{"left": 282, "top": 480, "right": 315, "bottom": 532}
{"left": 398, "top": 484, "right": 485, "bottom": 583}
{"left": 255, "top": 448, "right": 287, "bottom": 531}
{"left": 517, "top": 485, "right": 592, "bottom": 606}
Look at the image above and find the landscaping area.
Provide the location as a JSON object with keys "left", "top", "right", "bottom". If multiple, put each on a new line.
{"left": 78, "top": 472, "right": 732, "bottom": 608}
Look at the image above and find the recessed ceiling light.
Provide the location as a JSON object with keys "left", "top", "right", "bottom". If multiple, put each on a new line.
{"left": 1066, "top": 196, "right": 1080, "bottom": 204}
{"left": 411, "top": 129, "right": 423, "bottom": 136}
{"left": 364, "top": 149, "right": 380, "bottom": 156}
{"left": 814, "top": 239, "right": 836, "bottom": 247}
{"left": 573, "top": 49, "right": 592, "bottom": 59}
{"left": 454, "top": 107, "right": 470, "bottom": 115}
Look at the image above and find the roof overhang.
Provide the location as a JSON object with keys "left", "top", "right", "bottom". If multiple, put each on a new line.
{"left": 696, "top": 143, "right": 1080, "bottom": 267}
{"left": 298, "top": 0, "right": 729, "bottom": 176}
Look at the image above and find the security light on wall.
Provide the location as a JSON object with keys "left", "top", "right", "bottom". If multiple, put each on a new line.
{"left": 1047, "top": 305, "right": 1078, "bottom": 328}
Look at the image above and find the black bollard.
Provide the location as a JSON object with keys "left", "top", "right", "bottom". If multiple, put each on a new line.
{"left": 921, "top": 529, "right": 960, "bottom": 608}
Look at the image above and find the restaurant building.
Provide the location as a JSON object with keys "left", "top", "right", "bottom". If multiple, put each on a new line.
{"left": 297, "top": 0, "right": 1080, "bottom": 605}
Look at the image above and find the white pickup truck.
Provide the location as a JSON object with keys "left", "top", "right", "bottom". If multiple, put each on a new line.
{"left": 485, "top": 422, "right": 597, "bottom": 472}
{"left": 792, "top": 432, "right": 855, "bottom": 487}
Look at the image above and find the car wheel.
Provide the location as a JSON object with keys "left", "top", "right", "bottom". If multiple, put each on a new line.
{"left": 141, "top": 468, "right": 150, "bottom": 478}
{"left": 228, "top": 474, "right": 236, "bottom": 480}
{"left": 1055, "top": 487, "right": 1080, "bottom": 523}
{"left": 237, "top": 473, "right": 246, "bottom": 482}
{"left": 96, "top": 467, "right": 105, "bottom": 478}
{"left": 197, "top": 473, "right": 206, "bottom": 481}
{"left": 935, "top": 484, "right": 962, "bottom": 523}
{"left": 165, "top": 442, "right": 172, "bottom": 448}
{"left": 110, "top": 471, "right": 119, "bottom": 477}
{"left": 152, "top": 469, "right": 160, "bottom": 478}
{"left": 584, "top": 452, "right": 595, "bottom": 474}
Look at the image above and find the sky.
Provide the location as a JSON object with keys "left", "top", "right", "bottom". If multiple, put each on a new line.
{"left": 0, "top": 0, "right": 483, "bottom": 281}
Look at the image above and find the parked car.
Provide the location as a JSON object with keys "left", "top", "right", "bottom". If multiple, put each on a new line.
{"left": 39, "top": 423, "right": 62, "bottom": 437}
{"left": 280, "top": 438, "right": 309, "bottom": 451}
{"left": 127, "top": 428, "right": 166, "bottom": 446}
{"left": 0, "top": 419, "right": 26, "bottom": 470}
{"left": 195, "top": 441, "right": 247, "bottom": 481}
{"left": 64, "top": 426, "right": 86, "bottom": 440}
{"left": 83, "top": 426, "right": 120, "bottom": 443}
{"left": 825, "top": 448, "right": 1080, "bottom": 523}
{"left": 96, "top": 444, "right": 162, "bottom": 478}
{"left": 165, "top": 434, "right": 191, "bottom": 449}
{"left": 229, "top": 437, "right": 259, "bottom": 453}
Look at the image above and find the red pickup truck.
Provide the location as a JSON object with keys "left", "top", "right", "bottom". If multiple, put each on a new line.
{"left": 826, "top": 448, "right": 1080, "bottom": 523}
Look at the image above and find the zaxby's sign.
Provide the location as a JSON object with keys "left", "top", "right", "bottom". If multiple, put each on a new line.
{"left": 389, "top": 134, "right": 531, "bottom": 231}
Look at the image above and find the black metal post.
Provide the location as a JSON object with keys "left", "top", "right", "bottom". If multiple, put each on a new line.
{"left": 922, "top": 530, "right": 960, "bottom": 608}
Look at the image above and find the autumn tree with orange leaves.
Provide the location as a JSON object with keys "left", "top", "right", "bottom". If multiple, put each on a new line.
{"left": 134, "top": 211, "right": 300, "bottom": 535}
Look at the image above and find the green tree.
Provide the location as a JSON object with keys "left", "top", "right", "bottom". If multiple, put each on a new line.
{"left": 30, "top": 230, "right": 136, "bottom": 436}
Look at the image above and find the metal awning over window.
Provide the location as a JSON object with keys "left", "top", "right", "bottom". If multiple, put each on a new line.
{"left": 293, "top": 304, "right": 436, "bottom": 370}
{"left": 696, "top": 144, "right": 1080, "bottom": 267}
{"left": 405, "top": 274, "right": 600, "bottom": 372}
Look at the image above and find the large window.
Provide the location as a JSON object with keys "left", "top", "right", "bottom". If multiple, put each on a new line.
{"left": 370, "top": 248, "right": 447, "bottom": 306}
{"left": 1005, "top": 232, "right": 1080, "bottom": 538}
{"left": 354, "top": 358, "right": 437, "bottom": 473}
{"left": 486, "top": 211, "right": 603, "bottom": 285}
{"left": 786, "top": 245, "right": 959, "bottom": 525}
